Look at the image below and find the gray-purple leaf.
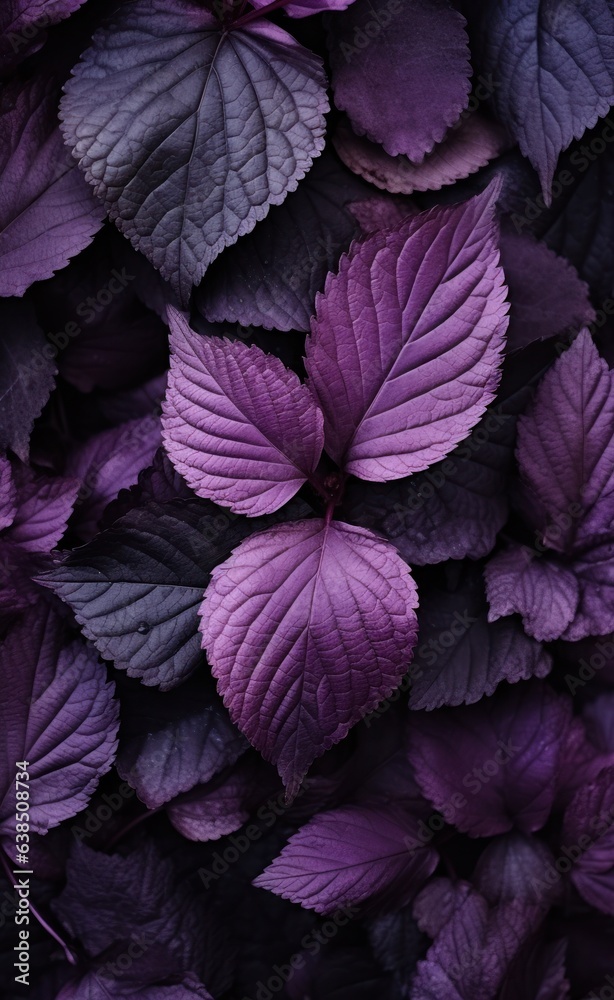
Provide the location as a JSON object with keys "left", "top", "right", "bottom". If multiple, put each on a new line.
{"left": 60, "top": 0, "right": 328, "bottom": 303}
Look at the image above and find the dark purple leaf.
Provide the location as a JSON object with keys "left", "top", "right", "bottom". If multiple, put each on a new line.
{"left": 407, "top": 681, "right": 573, "bottom": 837}
{"left": 0, "top": 299, "right": 57, "bottom": 461}
{"left": 166, "top": 756, "right": 261, "bottom": 842}
{"left": 65, "top": 415, "right": 161, "bottom": 539}
{"left": 115, "top": 673, "right": 246, "bottom": 809}
{"left": 334, "top": 114, "right": 508, "bottom": 194}
{"left": 249, "top": 0, "right": 357, "bottom": 17}
{"left": 0, "top": 1, "right": 87, "bottom": 72}
{"left": 200, "top": 518, "right": 419, "bottom": 795}
{"left": 479, "top": 0, "right": 614, "bottom": 199}
{"left": 0, "top": 74, "right": 104, "bottom": 296}
{"left": 500, "top": 227, "right": 595, "bottom": 352}
{"left": 60, "top": 0, "right": 328, "bottom": 302}
{"left": 305, "top": 185, "right": 508, "bottom": 480}
{"left": 562, "top": 765, "right": 614, "bottom": 915}
{"left": 484, "top": 546, "right": 580, "bottom": 642}
{"left": 57, "top": 971, "right": 214, "bottom": 1000}
{"left": 197, "top": 152, "right": 365, "bottom": 333}
{"left": 408, "top": 569, "right": 551, "bottom": 709}
{"left": 162, "top": 308, "right": 324, "bottom": 515}
{"left": 0, "top": 604, "right": 118, "bottom": 835}
{"left": 473, "top": 832, "right": 562, "bottom": 907}
{"left": 326, "top": 0, "right": 471, "bottom": 160}
{"left": 254, "top": 804, "right": 437, "bottom": 913}
{"left": 0, "top": 454, "right": 16, "bottom": 530}
{"left": 499, "top": 938, "right": 570, "bottom": 1000}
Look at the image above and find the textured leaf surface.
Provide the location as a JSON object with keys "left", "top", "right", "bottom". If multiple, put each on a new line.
{"left": 306, "top": 187, "right": 508, "bottom": 480}
{"left": 162, "top": 309, "right": 324, "bottom": 515}
{"left": 407, "top": 681, "right": 572, "bottom": 837}
{"left": 0, "top": 1, "right": 87, "bottom": 71}
{"left": 516, "top": 331, "right": 614, "bottom": 551}
{"left": 0, "top": 605, "right": 118, "bottom": 835}
{"left": 116, "top": 674, "right": 246, "bottom": 808}
{"left": 0, "top": 75, "right": 104, "bottom": 296}
{"left": 40, "top": 499, "right": 259, "bottom": 689}
{"left": 409, "top": 570, "right": 551, "bottom": 709}
{"left": 197, "top": 153, "right": 364, "bottom": 333}
{"left": 485, "top": 546, "right": 580, "bottom": 642}
{"left": 57, "top": 972, "right": 214, "bottom": 1000}
{"left": 480, "top": 0, "right": 614, "bottom": 198}
{"left": 254, "top": 804, "right": 437, "bottom": 913}
{"left": 334, "top": 114, "right": 508, "bottom": 194}
{"left": 563, "top": 765, "right": 614, "bottom": 915}
{"left": 0, "top": 299, "right": 57, "bottom": 461}
{"left": 5, "top": 464, "right": 78, "bottom": 553}
{"left": 60, "top": 0, "right": 328, "bottom": 301}
{"left": 248, "top": 0, "right": 357, "bottom": 17}
{"left": 200, "top": 518, "right": 419, "bottom": 795}
{"left": 327, "top": 0, "right": 471, "bottom": 159}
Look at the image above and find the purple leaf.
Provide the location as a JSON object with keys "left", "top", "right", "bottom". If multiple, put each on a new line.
{"left": 115, "top": 674, "right": 246, "bottom": 809}
{"left": 199, "top": 518, "right": 419, "bottom": 795}
{"left": 60, "top": 0, "right": 328, "bottom": 302}
{"left": 0, "top": 455, "right": 16, "bottom": 531}
{"left": 0, "top": 605, "right": 118, "bottom": 835}
{"left": 57, "top": 972, "right": 214, "bottom": 1000}
{"left": 346, "top": 386, "right": 525, "bottom": 565}
{"left": 248, "top": 0, "right": 357, "bottom": 18}
{"left": 484, "top": 546, "right": 580, "bottom": 642}
{"left": 501, "top": 227, "right": 596, "bottom": 352}
{"left": 564, "top": 537, "right": 614, "bottom": 641}
{"left": 53, "top": 841, "right": 212, "bottom": 972}
{"left": 408, "top": 569, "right": 551, "bottom": 710}
{"left": 0, "top": 1, "right": 88, "bottom": 72}
{"left": 412, "top": 879, "right": 540, "bottom": 1000}
{"left": 306, "top": 185, "right": 508, "bottom": 480}
{"left": 516, "top": 330, "right": 614, "bottom": 550}
{"left": 65, "top": 414, "right": 161, "bottom": 539}
{"left": 166, "top": 757, "right": 260, "bottom": 842}
{"left": 473, "top": 833, "right": 562, "bottom": 907}
{"left": 562, "top": 765, "right": 614, "bottom": 915}
{"left": 0, "top": 299, "right": 57, "bottom": 462}
{"left": 479, "top": 0, "right": 614, "bottom": 200}
{"left": 40, "top": 499, "right": 258, "bottom": 690}
{"left": 0, "top": 75, "right": 104, "bottom": 297}
{"left": 196, "top": 152, "right": 365, "bottom": 333}
{"left": 162, "top": 309, "right": 324, "bottom": 515}
{"left": 407, "top": 681, "right": 573, "bottom": 837}
{"left": 254, "top": 804, "right": 437, "bottom": 913}
{"left": 499, "top": 938, "right": 570, "bottom": 1000}
{"left": 326, "top": 0, "right": 471, "bottom": 160}
{"left": 5, "top": 463, "right": 78, "bottom": 553}
{"left": 334, "top": 114, "right": 509, "bottom": 194}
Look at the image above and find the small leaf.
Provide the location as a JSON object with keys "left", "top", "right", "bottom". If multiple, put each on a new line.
{"left": 199, "top": 518, "right": 419, "bottom": 795}
{"left": 254, "top": 804, "right": 437, "bottom": 913}
{"left": 485, "top": 546, "right": 579, "bottom": 642}
{"left": 162, "top": 309, "right": 324, "bottom": 515}
{"left": 306, "top": 185, "right": 508, "bottom": 481}
{"left": 60, "top": 0, "right": 328, "bottom": 302}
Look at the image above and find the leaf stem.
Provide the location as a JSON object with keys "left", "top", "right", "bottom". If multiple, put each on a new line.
{"left": 0, "top": 848, "right": 78, "bottom": 965}
{"left": 230, "top": 0, "right": 295, "bottom": 29}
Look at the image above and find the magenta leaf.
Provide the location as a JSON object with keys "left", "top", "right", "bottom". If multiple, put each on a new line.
{"left": 254, "top": 804, "right": 437, "bottom": 913}
{"left": 60, "top": 0, "right": 328, "bottom": 303}
{"left": 162, "top": 309, "right": 324, "bottom": 515}
{"left": 326, "top": 0, "right": 471, "bottom": 160}
{"left": 334, "top": 114, "right": 509, "bottom": 194}
{"left": 562, "top": 765, "right": 614, "bottom": 915}
{"left": 0, "top": 75, "right": 104, "bottom": 297}
{"left": 0, "top": 605, "right": 119, "bottom": 836}
{"left": 479, "top": 0, "right": 614, "bottom": 200}
{"left": 407, "top": 681, "right": 573, "bottom": 837}
{"left": 306, "top": 185, "right": 508, "bottom": 481}
{"left": 199, "top": 518, "right": 419, "bottom": 795}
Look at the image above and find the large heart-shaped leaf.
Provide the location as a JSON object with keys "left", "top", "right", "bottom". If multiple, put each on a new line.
{"left": 162, "top": 309, "right": 324, "bottom": 515}
{"left": 199, "top": 518, "right": 419, "bottom": 795}
{"left": 480, "top": 0, "right": 614, "bottom": 199}
{"left": 0, "top": 605, "right": 119, "bottom": 836}
{"left": 305, "top": 184, "right": 508, "bottom": 481}
{"left": 60, "top": 0, "right": 328, "bottom": 302}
